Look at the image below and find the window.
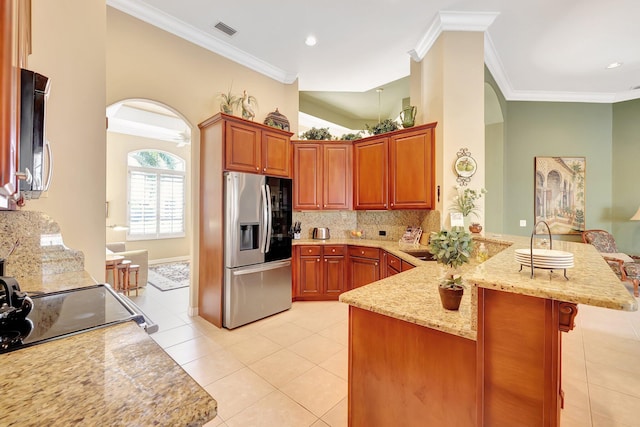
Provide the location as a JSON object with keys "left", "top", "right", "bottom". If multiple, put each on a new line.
{"left": 127, "top": 150, "right": 185, "bottom": 240}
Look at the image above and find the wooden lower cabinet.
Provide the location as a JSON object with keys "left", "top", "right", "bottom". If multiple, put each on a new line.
{"left": 349, "top": 307, "right": 477, "bottom": 426}
{"left": 383, "top": 251, "right": 401, "bottom": 278}
{"left": 294, "top": 245, "right": 346, "bottom": 300}
{"left": 477, "top": 288, "right": 574, "bottom": 427}
{"left": 348, "top": 246, "right": 380, "bottom": 289}
{"left": 401, "top": 260, "right": 416, "bottom": 271}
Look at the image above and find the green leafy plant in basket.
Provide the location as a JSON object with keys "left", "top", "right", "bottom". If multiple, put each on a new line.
{"left": 217, "top": 86, "right": 241, "bottom": 115}
{"left": 340, "top": 132, "right": 363, "bottom": 141}
{"left": 365, "top": 118, "right": 399, "bottom": 135}
{"left": 300, "top": 127, "right": 333, "bottom": 140}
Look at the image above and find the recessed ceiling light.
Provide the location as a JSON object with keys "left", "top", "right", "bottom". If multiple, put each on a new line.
{"left": 606, "top": 61, "right": 623, "bottom": 69}
{"left": 305, "top": 35, "right": 317, "bottom": 47}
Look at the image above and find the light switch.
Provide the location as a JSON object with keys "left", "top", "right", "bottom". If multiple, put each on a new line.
{"left": 519, "top": 220, "right": 527, "bottom": 227}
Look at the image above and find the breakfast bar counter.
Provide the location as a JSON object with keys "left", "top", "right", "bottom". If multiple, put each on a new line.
{"left": 335, "top": 234, "right": 637, "bottom": 427}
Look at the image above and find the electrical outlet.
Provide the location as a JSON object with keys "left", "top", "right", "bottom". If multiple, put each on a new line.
{"left": 519, "top": 220, "right": 527, "bottom": 227}
{"left": 379, "top": 230, "right": 386, "bottom": 236}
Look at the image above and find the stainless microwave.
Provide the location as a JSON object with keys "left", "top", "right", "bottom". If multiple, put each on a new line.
{"left": 19, "top": 68, "right": 51, "bottom": 199}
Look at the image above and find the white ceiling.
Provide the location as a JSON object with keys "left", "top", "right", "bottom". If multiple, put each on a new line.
{"left": 107, "top": 0, "right": 640, "bottom": 109}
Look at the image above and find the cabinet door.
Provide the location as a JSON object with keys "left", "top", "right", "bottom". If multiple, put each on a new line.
{"left": 225, "top": 121, "right": 261, "bottom": 173}
{"left": 389, "top": 127, "right": 435, "bottom": 209}
{"left": 353, "top": 137, "right": 388, "bottom": 210}
{"left": 293, "top": 143, "right": 321, "bottom": 210}
{"left": 324, "top": 256, "right": 346, "bottom": 296}
{"left": 349, "top": 257, "right": 380, "bottom": 289}
{"left": 298, "top": 254, "right": 322, "bottom": 296}
{"left": 323, "top": 143, "right": 352, "bottom": 210}
{"left": 0, "top": 0, "right": 20, "bottom": 208}
{"left": 262, "top": 130, "right": 291, "bottom": 177}
{"left": 385, "top": 252, "right": 402, "bottom": 277}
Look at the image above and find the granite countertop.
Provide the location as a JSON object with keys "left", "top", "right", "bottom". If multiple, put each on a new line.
{"left": 19, "top": 269, "right": 98, "bottom": 294}
{"left": 3, "top": 270, "right": 218, "bottom": 426}
{"left": 318, "top": 234, "right": 638, "bottom": 341}
{"left": 1, "top": 322, "right": 217, "bottom": 426}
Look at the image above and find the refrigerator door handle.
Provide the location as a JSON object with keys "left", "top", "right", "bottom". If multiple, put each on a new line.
{"left": 260, "top": 183, "right": 268, "bottom": 253}
{"left": 265, "top": 183, "right": 272, "bottom": 253}
{"left": 232, "top": 260, "right": 291, "bottom": 276}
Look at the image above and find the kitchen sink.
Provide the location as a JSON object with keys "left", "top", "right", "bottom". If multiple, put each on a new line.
{"left": 398, "top": 248, "right": 436, "bottom": 261}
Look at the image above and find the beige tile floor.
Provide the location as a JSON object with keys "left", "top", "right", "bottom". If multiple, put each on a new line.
{"left": 131, "top": 285, "right": 640, "bottom": 427}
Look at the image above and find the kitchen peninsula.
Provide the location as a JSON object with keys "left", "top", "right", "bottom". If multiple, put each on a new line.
{"left": 337, "top": 234, "right": 637, "bottom": 427}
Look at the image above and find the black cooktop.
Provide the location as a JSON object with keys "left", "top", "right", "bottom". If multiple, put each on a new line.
{"left": 0, "top": 284, "right": 146, "bottom": 353}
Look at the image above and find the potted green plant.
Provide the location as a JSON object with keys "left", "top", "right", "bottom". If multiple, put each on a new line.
{"left": 300, "top": 127, "right": 333, "bottom": 140}
{"left": 217, "top": 86, "right": 240, "bottom": 115}
{"left": 365, "top": 118, "right": 399, "bottom": 135}
{"left": 427, "top": 227, "right": 474, "bottom": 310}
{"left": 340, "top": 131, "right": 363, "bottom": 141}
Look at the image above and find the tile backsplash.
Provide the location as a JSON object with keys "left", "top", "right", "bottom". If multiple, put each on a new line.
{"left": 292, "top": 210, "right": 441, "bottom": 244}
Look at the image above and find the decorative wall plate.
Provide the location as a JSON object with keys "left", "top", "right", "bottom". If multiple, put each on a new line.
{"left": 455, "top": 156, "right": 477, "bottom": 178}
{"left": 454, "top": 148, "right": 477, "bottom": 186}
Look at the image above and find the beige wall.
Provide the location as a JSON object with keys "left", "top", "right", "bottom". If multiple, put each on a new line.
{"left": 420, "top": 32, "right": 485, "bottom": 229}
{"left": 106, "top": 131, "right": 191, "bottom": 261}
{"left": 24, "top": 0, "right": 107, "bottom": 281}
{"left": 106, "top": 7, "right": 299, "bottom": 310}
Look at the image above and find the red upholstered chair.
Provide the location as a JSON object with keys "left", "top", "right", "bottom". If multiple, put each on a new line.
{"left": 582, "top": 229, "right": 639, "bottom": 296}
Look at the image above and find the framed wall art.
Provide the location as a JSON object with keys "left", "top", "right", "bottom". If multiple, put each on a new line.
{"left": 534, "top": 156, "right": 586, "bottom": 235}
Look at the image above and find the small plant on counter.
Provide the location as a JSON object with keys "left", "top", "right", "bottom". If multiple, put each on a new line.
{"left": 365, "top": 118, "right": 399, "bottom": 135}
{"left": 300, "top": 127, "right": 333, "bottom": 140}
{"left": 428, "top": 227, "right": 474, "bottom": 310}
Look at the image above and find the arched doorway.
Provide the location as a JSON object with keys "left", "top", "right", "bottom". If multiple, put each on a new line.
{"left": 105, "top": 99, "right": 193, "bottom": 312}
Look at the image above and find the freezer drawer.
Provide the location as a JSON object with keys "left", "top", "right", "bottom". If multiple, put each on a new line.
{"left": 224, "top": 259, "right": 292, "bottom": 329}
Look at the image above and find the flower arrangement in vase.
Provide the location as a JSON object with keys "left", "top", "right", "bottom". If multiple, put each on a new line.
{"left": 427, "top": 227, "right": 474, "bottom": 310}
{"left": 450, "top": 185, "right": 487, "bottom": 232}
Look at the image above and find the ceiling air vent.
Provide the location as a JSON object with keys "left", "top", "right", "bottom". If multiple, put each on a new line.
{"left": 214, "top": 21, "right": 237, "bottom": 37}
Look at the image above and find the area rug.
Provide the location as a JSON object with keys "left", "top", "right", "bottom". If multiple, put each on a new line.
{"left": 147, "top": 261, "right": 190, "bottom": 291}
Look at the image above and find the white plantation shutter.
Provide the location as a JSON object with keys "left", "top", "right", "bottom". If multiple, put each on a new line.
{"left": 129, "top": 171, "right": 158, "bottom": 236}
{"left": 127, "top": 150, "right": 185, "bottom": 240}
{"left": 159, "top": 173, "right": 184, "bottom": 234}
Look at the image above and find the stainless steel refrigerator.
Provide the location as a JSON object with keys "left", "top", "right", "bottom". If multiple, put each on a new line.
{"left": 223, "top": 171, "right": 293, "bottom": 329}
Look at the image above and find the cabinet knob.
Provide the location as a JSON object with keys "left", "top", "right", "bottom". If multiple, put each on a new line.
{"left": 391, "top": 203, "right": 394, "bottom": 207}
{"left": 325, "top": 259, "right": 327, "bottom": 262}
{"left": 317, "top": 204, "right": 320, "bottom": 208}
{"left": 375, "top": 262, "right": 378, "bottom": 266}
{"left": 317, "top": 259, "right": 320, "bottom": 262}
{"left": 263, "top": 167, "right": 266, "bottom": 172}
{"left": 361, "top": 251, "right": 364, "bottom": 255}
{"left": 331, "top": 249, "right": 336, "bottom": 253}
{"left": 308, "top": 249, "right": 312, "bottom": 253}
{"left": 256, "top": 167, "right": 259, "bottom": 171}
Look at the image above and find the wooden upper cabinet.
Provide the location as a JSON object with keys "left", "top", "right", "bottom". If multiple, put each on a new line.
{"left": 353, "top": 137, "right": 388, "bottom": 210}
{"left": 322, "top": 143, "right": 352, "bottom": 210}
{"left": 0, "top": 0, "right": 29, "bottom": 209}
{"left": 293, "top": 143, "right": 321, "bottom": 210}
{"left": 223, "top": 114, "right": 292, "bottom": 177}
{"left": 293, "top": 141, "right": 352, "bottom": 210}
{"left": 262, "top": 129, "right": 291, "bottom": 177}
{"left": 225, "top": 120, "right": 261, "bottom": 174}
{"left": 353, "top": 123, "right": 436, "bottom": 211}
{"left": 389, "top": 125, "right": 435, "bottom": 209}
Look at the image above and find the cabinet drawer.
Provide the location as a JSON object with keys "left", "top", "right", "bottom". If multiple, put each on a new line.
{"left": 386, "top": 253, "right": 401, "bottom": 269}
{"left": 324, "top": 245, "right": 345, "bottom": 256}
{"left": 348, "top": 246, "right": 380, "bottom": 260}
{"left": 299, "top": 245, "right": 322, "bottom": 256}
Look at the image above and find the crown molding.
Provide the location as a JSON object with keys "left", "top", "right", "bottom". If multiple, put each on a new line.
{"left": 408, "top": 11, "right": 500, "bottom": 61}
{"left": 106, "top": 0, "right": 297, "bottom": 84}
